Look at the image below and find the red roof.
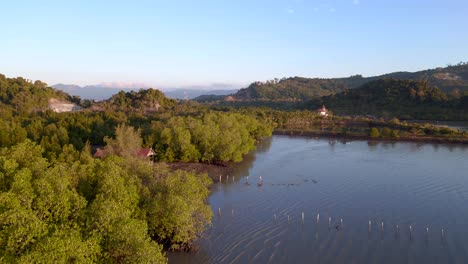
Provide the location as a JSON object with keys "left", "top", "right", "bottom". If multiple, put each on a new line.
{"left": 93, "top": 148, "right": 109, "bottom": 158}
{"left": 136, "top": 148, "right": 155, "bottom": 158}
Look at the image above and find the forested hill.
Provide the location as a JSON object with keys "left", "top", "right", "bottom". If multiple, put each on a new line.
{"left": 233, "top": 76, "right": 362, "bottom": 100}
{"left": 0, "top": 74, "right": 76, "bottom": 115}
{"left": 231, "top": 63, "right": 468, "bottom": 101}
{"left": 90, "top": 88, "right": 178, "bottom": 113}
{"left": 320, "top": 79, "right": 468, "bottom": 120}
{"left": 0, "top": 74, "right": 178, "bottom": 115}
{"left": 378, "top": 63, "right": 468, "bottom": 94}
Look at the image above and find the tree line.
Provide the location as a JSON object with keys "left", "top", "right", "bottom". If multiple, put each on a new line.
{"left": 0, "top": 136, "right": 211, "bottom": 263}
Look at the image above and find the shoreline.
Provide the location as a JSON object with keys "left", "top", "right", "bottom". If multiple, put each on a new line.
{"left": 273, "top": 130, "right": 468, "bottom": 145}
{"left": 167, "top": 162, "right": 235, "bottom": 183}
{"left": 166, "top": 130, "right": 468, "bottom": 184}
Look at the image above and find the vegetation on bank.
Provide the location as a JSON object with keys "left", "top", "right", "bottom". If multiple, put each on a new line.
{"left": 200, "top": 78, "right": 468, "bottom": 121}
{"left": 149, "top": 113, "right": 272, "bottom": 163}
{"left": 0, "top": 139, "right": 212, "bottom": 263}
{"left": 268, "top": 110, "right": 468, "bottom": 143}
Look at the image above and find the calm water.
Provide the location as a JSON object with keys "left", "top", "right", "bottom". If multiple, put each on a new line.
{"left": 170, "top": 136, "right": 468, "bottom": 264}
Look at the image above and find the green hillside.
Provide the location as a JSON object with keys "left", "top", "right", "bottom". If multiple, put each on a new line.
{"left": 231, "top": 63, "right": 468, "bottom": 101}
{"left": 92, "top": 88, "right": 177, "bottom": 113}
{"left": 320, "top": 79, "right": 467, "bottom": 120}
{"left": 0, "top": 74, "right": 74, "bottom": 116}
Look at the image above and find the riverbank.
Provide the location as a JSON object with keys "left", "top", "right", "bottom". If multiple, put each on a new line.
{"left": 274, "top": 129, "right": 468, "bottom": 144}
{"left": 168, "top": 127, "right": 468, "bottom": 184}
{"left": 167, "top": 162, "right": 235, "bottom": 183}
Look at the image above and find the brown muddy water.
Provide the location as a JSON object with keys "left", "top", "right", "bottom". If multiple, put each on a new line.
{"left": 169, "top": 135, "right": 468, "bottom": 264}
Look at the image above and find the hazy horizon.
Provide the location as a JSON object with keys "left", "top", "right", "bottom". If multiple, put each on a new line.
{"left": 52, "top": 81, "right": 245, "bottom": 91}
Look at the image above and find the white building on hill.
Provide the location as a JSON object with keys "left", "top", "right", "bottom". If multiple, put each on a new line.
{"left": 316, "top": 105, "right": 329, "bottom": 116}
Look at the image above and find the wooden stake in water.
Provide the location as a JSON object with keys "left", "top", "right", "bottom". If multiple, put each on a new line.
{"left": 316, "top": 213, "right": 320, "bottom": 224}
{"left": 441, "top": 228, "right": 445, "bottom": 239}
{"left": 381, "top": 221, "right": 384, "bottom": 231}
{"left": 329, "top": 217, "right": 332, "bottom": 227}
{"left": 426, "top": 225, "right": 429, "bottom": 234}
{"left": 302, "top": 212, "right": 305, "bottom": 224}
{"left": 369, "top": 220, "right": 372, "bottom": 231}
{"left": 232, "top": 209, "right": 234, "bottom": 216}
{"left": 233, "top": 176, "right": 235, "bottom": 183}
{"left": 340, "top": 218, "right": 343, "bottom": 227}
{"left": 394, "top": 224, "right": 399, "bottom": 239}
{"left": 288, "top": 215, "right": 290, "bottom": 224}
{"left": 218, "top": 208, "right": 221, "bottom": 216}
{"left": 219, "top": 175, "right": 222, "bottom": 183}
{"left": 409, "top": 225, "right": 413, "bottom": 240}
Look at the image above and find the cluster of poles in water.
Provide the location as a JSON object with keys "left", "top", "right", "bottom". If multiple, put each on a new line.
{"left": 216, "top": 208, "right": 447, "bottom": 241}
{"left": 218, "top": 175, "right": 263, "bottom": 186}
{"left": 216, "top": 174, "right": 448, "bottom": 242}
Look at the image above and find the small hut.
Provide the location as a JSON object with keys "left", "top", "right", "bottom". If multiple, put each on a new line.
{"left": 136, "top": 148, "right": 156, "bottom": 159}
{"left": 316, "top": 105, "right": 329, "bottom": 116}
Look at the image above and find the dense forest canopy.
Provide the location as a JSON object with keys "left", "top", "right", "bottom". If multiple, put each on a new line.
{"left": 319, "top": 79, "right": 468, "bottom": 120}
{"left": 230, "top": 63, "right": 468, "bottom": 102}
{"left": 0, "top": 138, "right": 212, "bottom": 263}
{"left": 0, "top": 74, "right": 275, "bottom": 262}
{"left": 150, "top": 112, "right": 272, "bottom": 162}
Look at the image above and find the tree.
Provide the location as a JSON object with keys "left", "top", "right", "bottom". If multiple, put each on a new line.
{"left": 145, "top": 170, "right": 212, "bottom": 250}
{"left": 103, "top": 124, "right": 144, "bottom": 159}
{"left": 86, "top": 157, "right": 166, "bottom": 263}
{"left": 0, "top": 141, "right": 168, "bottom": 263}
{"left": 369, "top": 127, "right": 380, "bottom": 138}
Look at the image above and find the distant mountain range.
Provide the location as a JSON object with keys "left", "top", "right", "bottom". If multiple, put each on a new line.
{"left": 164, "top": 88, "right": 238, "bottom": 100}
{"left": 52, "top": 84, "right": 133, "bottom": 101}
{"left": 52, "top": 83, "right": 238, "bottom": 101}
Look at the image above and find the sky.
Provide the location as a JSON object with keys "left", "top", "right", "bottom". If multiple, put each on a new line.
{"left": 1, "top": 0, "right": 468, "bottom": 88}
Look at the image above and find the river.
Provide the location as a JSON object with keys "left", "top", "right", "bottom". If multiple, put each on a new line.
{"left": 170, "top": 135, "right": 468, "bottom": 264}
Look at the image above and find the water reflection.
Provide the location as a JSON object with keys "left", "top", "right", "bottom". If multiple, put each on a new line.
{"left": 170, "top": 135, "right": 468, "bottom": 264}
{"left": 255, "top": 137, "right": 273, "bottom": 153}
{"left": 225, "top": 137, "right": 273, "bottom": 181}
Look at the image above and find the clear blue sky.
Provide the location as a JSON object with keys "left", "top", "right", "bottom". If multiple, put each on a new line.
{"left": 1, "top": 0, "right": 467, "bottom": 88}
